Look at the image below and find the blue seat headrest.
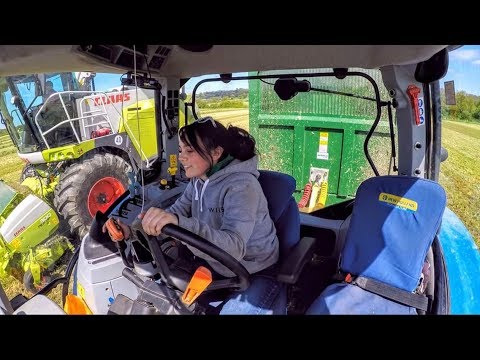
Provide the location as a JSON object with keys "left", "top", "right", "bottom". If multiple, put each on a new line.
{"left": 258, "top": 170, "right": 300, "bottom": 256}
{"left": 341, "top": 175, "right": 446, "bottom": 292}
{"left": 258, "top": 170, "right": 296, "bottom": 223}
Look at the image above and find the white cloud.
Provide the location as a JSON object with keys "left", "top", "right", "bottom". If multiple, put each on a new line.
{"left": 450, "top": 49, "right": 480, "bottom": 61}
{"left": 472, "top": 60, "right": 480, "bottom": 65}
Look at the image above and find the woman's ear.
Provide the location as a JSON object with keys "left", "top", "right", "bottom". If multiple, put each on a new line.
{"left": 211, "top": 146, "right": 224, "bottom": 162}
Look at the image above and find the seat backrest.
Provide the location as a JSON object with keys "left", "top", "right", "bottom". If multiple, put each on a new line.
{"left": 307, "top": 175, "right": 446, "bottom": 314}
{"left": 258, "top": 170, "right": 300, "bottom": 259}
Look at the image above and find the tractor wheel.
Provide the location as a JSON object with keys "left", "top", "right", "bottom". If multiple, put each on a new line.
{"left": 53, "top": 153, "right": 132, "bottom": 242}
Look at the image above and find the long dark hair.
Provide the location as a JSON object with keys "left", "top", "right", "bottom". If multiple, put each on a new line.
{"left": 178, "top": 116, "right": 257, "bottom": 168}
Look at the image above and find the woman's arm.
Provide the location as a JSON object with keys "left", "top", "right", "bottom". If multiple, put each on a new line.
{"left": 166, "top": 180, "right": 194, "bottom": 217}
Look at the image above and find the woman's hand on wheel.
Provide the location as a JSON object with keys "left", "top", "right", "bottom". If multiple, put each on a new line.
{"left": 140, "top": 208, "right": 178, "bottom": 236}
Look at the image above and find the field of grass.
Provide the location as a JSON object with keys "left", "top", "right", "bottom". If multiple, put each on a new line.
{"left": 440, "top": 121, "right": 480, "bottom": 247}
{"left": 0, "top": 112, "right": 478, "bottom": 307}
{"left": 0, "top": 136, "right": 25, "bottom": 194}
{"left": 201, "top": 108, "right": 249, "bottom": 131}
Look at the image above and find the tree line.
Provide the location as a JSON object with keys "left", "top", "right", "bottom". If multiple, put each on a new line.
{"left": 188, "top": 89, "right": 249, "bottom": 109}
{"left": 441, "top": 88, "right": 480, "bottom": 123}
{"left": 196, "top": 88, "right": 248, "bottom": 100}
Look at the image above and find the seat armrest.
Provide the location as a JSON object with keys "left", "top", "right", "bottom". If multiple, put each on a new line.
{"left": 277, "top": 236, "right": 315, "bottom": 284}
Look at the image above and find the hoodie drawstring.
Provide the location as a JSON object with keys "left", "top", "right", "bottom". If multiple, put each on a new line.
{"left": 194, "top": 179, "right": 199, "bottom": 200}
{"left": 199, "top": 179, "right": 209, "bottom": 212}
{"left": 193, "top": 178, "right": 209, "bottom": 212}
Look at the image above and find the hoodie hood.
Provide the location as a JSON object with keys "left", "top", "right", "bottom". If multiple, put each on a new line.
{"left": 209, "top": 155, "right": 260, "bottom": 181}
{"left": 193, "top": 155, "right": 260, "bottom": 212}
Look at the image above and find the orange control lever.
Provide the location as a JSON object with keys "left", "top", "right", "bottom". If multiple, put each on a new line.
{"left": 407, "top": 85, "right": 421, "bottom": 125}
{"left": 105, "top": 217, "right": 124, "bottom": 242}
{"left": 64, "top": 294, "right": 93, "bottom": 315}
{"left": 181, "top": 266, "right": 213, "bottom": 306}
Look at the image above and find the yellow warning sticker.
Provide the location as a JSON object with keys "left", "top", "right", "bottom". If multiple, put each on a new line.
{"left": 379, "top": 192, "right": 418, "bottom": 212}
{"left": 317, "top": 132, "right": 329, "bottom": 160}
{"left": 10, "top": 238, "right": 21, "bottom": 250}
{"left": 169, "top": 154, "right": 177, "bottom": 168}
{"left": 77, "top": 283, "right": 86, "bottom": 300}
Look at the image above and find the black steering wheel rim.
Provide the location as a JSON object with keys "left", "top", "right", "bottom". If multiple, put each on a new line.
{"left": 134, "top": 223, "right": 250, "bottom": 293}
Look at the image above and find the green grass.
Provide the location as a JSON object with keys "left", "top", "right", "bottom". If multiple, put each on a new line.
{"left": 202, "top": 108, "right": 249, "bottom": 130}
{"left": 0, "top": 138, "right": 25, "bottom": 194}
{"left": 442, "top": 121, "right": 480, "bottom": 140}
{"left": 440, "top": 121, "right": 480, "bottom": 247}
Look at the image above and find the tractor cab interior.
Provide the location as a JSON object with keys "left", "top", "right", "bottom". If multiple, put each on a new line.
{"left": 88, "top": 169, "right": 316, "bottom": 315}
{"left": 0, "top": 45, "right": 473, "bottom": 315}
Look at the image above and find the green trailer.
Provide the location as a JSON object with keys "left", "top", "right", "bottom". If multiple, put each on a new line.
{"left": 248, "top": 69, "right": 395, "bottom": 212}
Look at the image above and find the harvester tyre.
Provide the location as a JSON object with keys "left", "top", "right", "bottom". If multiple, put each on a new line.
{"left": 53, "top": 153, "right": 132, "bottom": 242}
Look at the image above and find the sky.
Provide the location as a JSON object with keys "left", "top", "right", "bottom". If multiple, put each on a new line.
{"left": 442, "top": 45, "right": 480, "bottom": 95}
{"left": 93, "top": 45, "right": 480, "bottom": 96}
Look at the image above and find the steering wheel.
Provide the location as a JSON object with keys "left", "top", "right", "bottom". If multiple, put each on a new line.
{"left": 98, "top": 192, "right": 251, "bottom": 314}
{"left": 129, "top": 223, "right": 250, "bottom": 294}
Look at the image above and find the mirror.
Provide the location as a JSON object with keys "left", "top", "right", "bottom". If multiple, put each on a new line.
{"left": 179, "top": 87, "right": 187, "bottom": 101}
{"left": 10, "top": 95, "right": 20, "bottom": 108}
{"left": 441, "top": 147, "right": 448, "bottom": 162}
{"left": 415, "top": 48, "right": 449, "bottom": 84}
{"left": 35, "top": 81, "right": 42, "bottom": 98}
{"left": 274, "top": 78, "right": 311, "bottom": 101}
{"left": 444, "top": 80, "right": 456, "bottom": 105}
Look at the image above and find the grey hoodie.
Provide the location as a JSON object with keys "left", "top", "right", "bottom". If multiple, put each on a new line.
{"left": 167, "top": 155, "right": 279, "bottom": 277}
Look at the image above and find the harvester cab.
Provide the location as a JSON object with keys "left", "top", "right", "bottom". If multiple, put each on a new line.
{"left": 1, "top": 72, "right": 88, "bottom": 153}
{"left": 0, "top": 70, "right": 190, "bottom": 240}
